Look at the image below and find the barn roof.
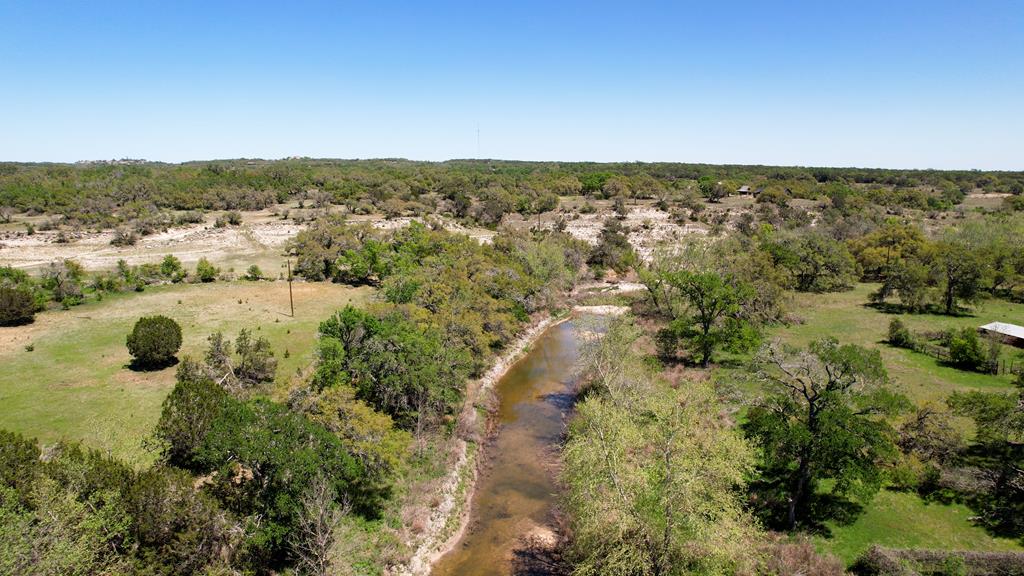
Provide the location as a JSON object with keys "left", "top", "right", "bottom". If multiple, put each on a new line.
{"left": 980, "top": 322, "right": 1024, "bottom": 340}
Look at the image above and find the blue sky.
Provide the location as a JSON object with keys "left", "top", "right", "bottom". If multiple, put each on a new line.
{"left": 1, "top": 1, "right": 1022, "bottom": 169}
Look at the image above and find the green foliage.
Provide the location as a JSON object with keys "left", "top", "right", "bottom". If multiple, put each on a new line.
{"left": 126, "top": 466, "right": 232, "bottom": 574}
{"left": 155, "top": 367, "right": 369, "bottom": 569}
{"left": 888, "top": 318, "right": 916, "bottom": 349}
{"left": 945, "top": 328, "right": 988, "bottom": 372}
{"left": 864, "top": 222, "right": 1014, "bottom": 314}
{"left": 243, "top": 264, "right": 263, "bottom": 281}
{"left": 154, "top": 361, "right": 231, "bottom": 468}
{"left": 763, "top": 233, "right": 857, "bottom": 293}
{"left": 317, "top": 305, "right": 470, "bottom": 430}
{"left": 0, "top": 479, "right": 132, "bottom": 576}
{"left": 948, "top": 387, "right": 1024, "bottom": 538}
{"left": 644, "top": 254, "right": 759, "bottom": 367}
{"left": 194, "top": 257, "right": 219, "bottom": 283}
{"left": 588, "top": 217, "right": 636, "bottom": 274}
{"left": 291, "top": 384, "right": 412, "bottom": 498}
{"left": 159, "top": 254, "right": 186, "bottom": 282}
{"left": 0, "top": 430, "right": 40, "bottom": 505}
{"left": 0, "top": 285, "right": 36, "bottom": 326}
{"left": 564, "top": 317, "right": 760, "bottom": 575}
{"left": 744, "top": 338, "right": 908, "bottom": 530}
{"left": 126, "top": 315, "right": 183, "bottom": 368}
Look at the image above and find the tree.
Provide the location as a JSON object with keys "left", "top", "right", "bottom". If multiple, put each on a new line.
{"left": 763, "top": 233, "right": 856, "bottom": 293}
{"left": 154, "top": 361, "right": 230, "bottom": 468}
{"left": 948, "top": 387, "right": 1024, "bottom": 536}
{"left": 848, "top": 220, "right": 926, "bottom": 282}
{"left": 188, "top": 398, "right": 364, "bottom": 567}
{"left": 289, "top": 475, "right": 348, "bottom": 576}
{"left": 929, "top": 241, "right": 985, "bottom": 315}
{"left": 0, "top": 478, "right": 132, "bottom": 576}
{"left": 126, "top": 315, "right": 182, "bottom": 368}
{"left": 41, "top": 259, "right": 84, "bottom": 304}
{"left": 159, "top": 254, "right": 186, "bottom": 282}
{"left": 126, "top": 466, "right": 231, "bottom": 574}
{"left": 293, "top": 384, "right": 411, "bottom": 495}
{"left": 0, "top": 285, "right": 36, "bottom": 326}
{"left": 317, "top": 305, "right": 470, "bottom": 432}
{"left": 744, "top": 338, "right": 907, "bottom": 529}
{"left": 588, "top": 218, "right": 636, "bottom": 274}
{"left": 661, "top": 270, "right": 756, "bottom": 367}
{"left": 564, "top": 318, "right": 759, "bottom": 575}
{"left": 698, "top": 176, "right": 727, "bottom": 202}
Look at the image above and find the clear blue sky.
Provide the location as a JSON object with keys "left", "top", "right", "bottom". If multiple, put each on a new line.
{"left": 1, "top": 1, "right": 1022, "bottom": 169}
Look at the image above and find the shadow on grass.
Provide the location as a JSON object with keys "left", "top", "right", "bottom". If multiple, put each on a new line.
{"left": 125, "top": 356, "right": 179, "bottom": 372}
{"left": 748, "top": 478, "right": 866, "bottom": 539}
{"left": 863, "top": 301, "right": 978, "bottom": 318}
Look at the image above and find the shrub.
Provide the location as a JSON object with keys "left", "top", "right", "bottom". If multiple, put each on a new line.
{"left": 762, "top": 537, "right": 845, "bottom": 576}
{"left": 244, "top": 265, "right": 263, "bottom": 281}
{"left": 126, "top": 315, "right": 183, "bottom": 368}
{"left": 226, "top": 211, "right": 242, "bottom": 226}
{"left": 946, "top": 327, "right": 988, "bottom": 371}
{"left": 195, "top": 258, "right": 219, "bottom": 283}
{"left": 159, "top": 254, "right": 186, "bottom": 283}
{"left": 110, "top": 227, "right": 137, "bottom": 246}
{"left": 888, "top": 318, "right": 916, "bottom": 349}
{"left": 0, "top": 285, "right": 36, "bottom": 326}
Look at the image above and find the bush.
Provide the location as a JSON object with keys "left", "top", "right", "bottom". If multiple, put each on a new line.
{"left": 888, "top": 318, "right": 916, "bottom": 349}
{"left": 0, "top": 285, "right": 36, "bottom": 326}
{"left": 226, "top": 210, "right": 242, "bottom": 226}
{"left": 159, "top": 254, "right": 186, "bottom": 283}
{"left": 762, "top": 537, "right": 845, "bottom": 576}
{"left": 110, "top": 227, "right": 137, "bottom": 246}
{"left": 126, "top": 315, "right": 182, "bottom": 368}
{"left": 946, "top": 327, "right": 988, "bottom": 372}
{"left": 244, "top": 265, "right": 263, "bottom": 281}
{"left": 195, "top": 258, "right": 219, "bottom": 283}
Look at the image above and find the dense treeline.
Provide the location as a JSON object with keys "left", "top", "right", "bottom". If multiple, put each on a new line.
{"left": 566, "top": 200, "right": 1024, "bottom": 573}
{"left": 2, "top": 158, "right": 1022, "bottom": 228}
{"left": 289, "top": 220, "right": 588, "bottom": 428}
{"left": 563, "top": 317, "right": 850, "bottom": 575}
{"left": 0, "top": 222, "right": 587, "bottom": 574}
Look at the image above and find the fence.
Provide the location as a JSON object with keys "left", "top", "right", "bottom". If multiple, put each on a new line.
{"left": 908, "top": 341, "right": 1022, "bottom": 376}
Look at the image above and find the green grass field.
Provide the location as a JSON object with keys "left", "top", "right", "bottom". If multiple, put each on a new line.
{"left": 0, "top": 280, "right": 370, "bottom": 466}
{"left": 775, "top": 284, "right": 1022, "bottom": 405}
{"left": 816, "top": 489, "right": 1023, "bottom": 563}
{"left": 756, "top": 284, "right": 1024, "bottom": 561}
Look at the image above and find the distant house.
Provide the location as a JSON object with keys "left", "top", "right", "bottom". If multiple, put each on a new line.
{"left": 737, "top": 185, "right": 752, "bottom": 194}
{"left": 979, "top": 322, "right": 1024, "bottom": 347}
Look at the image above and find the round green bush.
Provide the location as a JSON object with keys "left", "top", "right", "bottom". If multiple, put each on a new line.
{"left": 0, "top": 285, "right": 36, "bottom": 326}
{"left": 126, "top": 315, "right": 183, "bottom": 368}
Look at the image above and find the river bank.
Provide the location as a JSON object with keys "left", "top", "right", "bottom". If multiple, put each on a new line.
{"left": 388, "top": 313, "right": 568, "bottom": 576}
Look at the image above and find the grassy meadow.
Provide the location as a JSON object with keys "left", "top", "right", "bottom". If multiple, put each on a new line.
{"left": 0, "top": 280, "right": 370, "bottom": 466}
{"left": 753, "top": 283, "right": 1024, "bottom": 561}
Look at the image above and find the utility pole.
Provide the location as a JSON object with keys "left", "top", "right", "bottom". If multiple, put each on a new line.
{"left": 287, "top": 258, "right": 294, "bottom": 317}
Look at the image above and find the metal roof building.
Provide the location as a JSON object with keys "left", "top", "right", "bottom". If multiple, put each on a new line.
{"left": 979, "top": 322, "right": 1024, "bottom": 347}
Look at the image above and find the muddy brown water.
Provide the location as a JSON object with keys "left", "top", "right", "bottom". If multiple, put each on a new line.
{"left": 431, "top": 320, "right": 581, "bottom": 576}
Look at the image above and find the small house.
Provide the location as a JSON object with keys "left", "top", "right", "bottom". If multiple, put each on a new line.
{"left": 979, "top": 322, "right": 1024, "bottom": 348}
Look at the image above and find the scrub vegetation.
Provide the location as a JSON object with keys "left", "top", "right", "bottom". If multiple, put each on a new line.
{"left": 1, "top": 158, "right": 1023, "bottom": 575}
